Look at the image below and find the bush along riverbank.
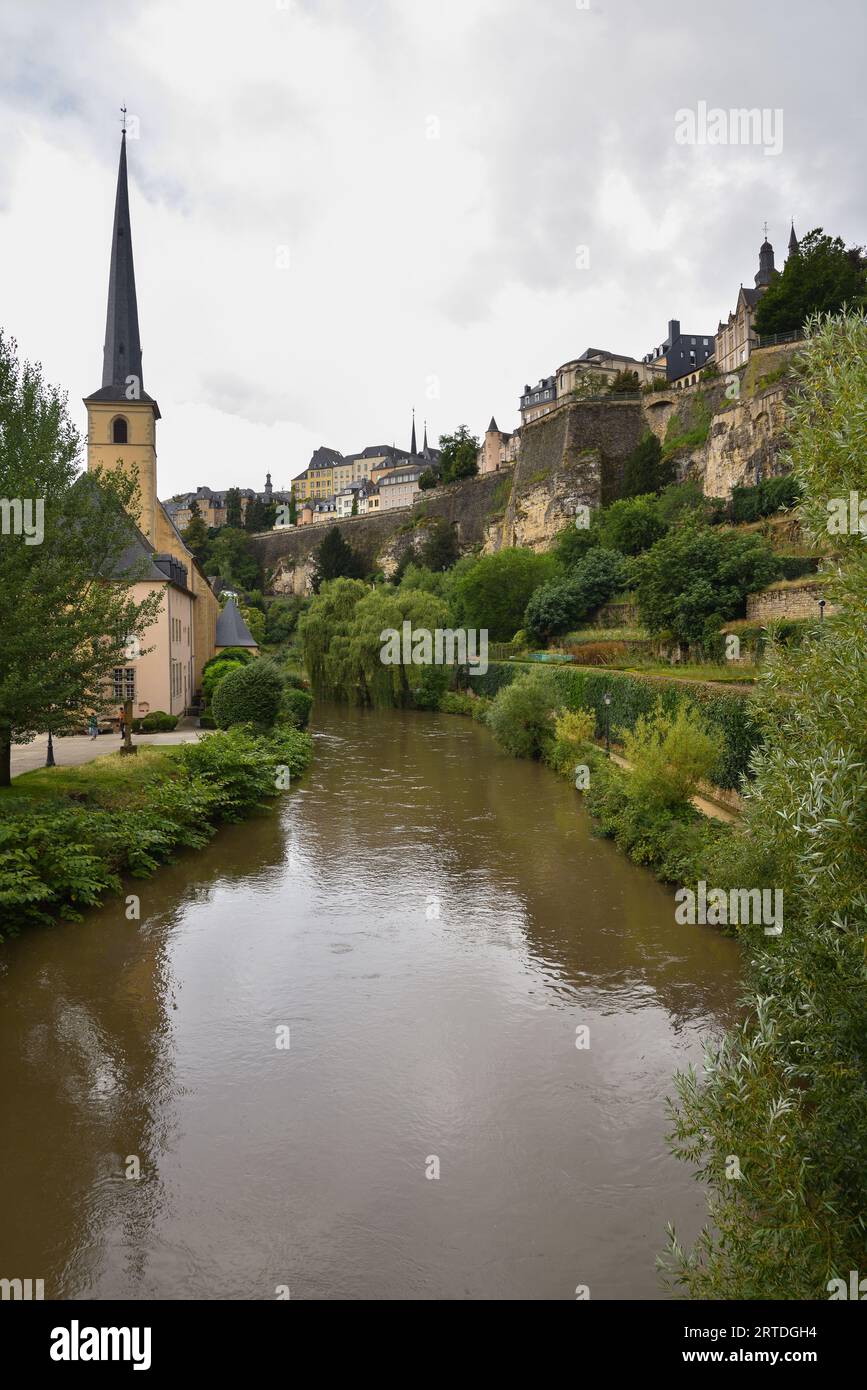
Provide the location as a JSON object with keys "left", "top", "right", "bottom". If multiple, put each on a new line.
{"left": 379, "top": 311, "right": 867, "bottom": 1299}
{"left": 0, "top": 724, "right": 312, "bottom": 938}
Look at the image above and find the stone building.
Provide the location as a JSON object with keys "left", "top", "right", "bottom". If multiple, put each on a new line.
{"left": 378, "top": 461, "right": 427, "bottom": 510}
{"left": 85, "top": 128, "right": 220, "bottom": 715}
{"left": 520, "top": 350, "right": 664, "bottom": 426}
{"left": 478, "top": 417, "right": 519, "bottom": 473}
{"left": 715, "top": 226, "right": 798, "bottom": 373}
{"left": 643, "top": 319, "right": 715, "bottom": 382}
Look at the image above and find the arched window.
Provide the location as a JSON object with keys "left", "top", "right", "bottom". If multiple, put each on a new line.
{"left": 112, "top": 417, "right": 128, "bottom": 444}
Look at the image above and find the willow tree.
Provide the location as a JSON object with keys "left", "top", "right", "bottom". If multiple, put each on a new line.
{"left": 662, "top": 311, "right": 867, "bottom": 1298}
{"left": 0, "top": 332, "right": 162, "bottom": 784}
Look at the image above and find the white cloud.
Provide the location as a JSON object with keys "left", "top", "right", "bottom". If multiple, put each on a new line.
{"left": 0, "top": 0, "right": 864, "bottom": 496}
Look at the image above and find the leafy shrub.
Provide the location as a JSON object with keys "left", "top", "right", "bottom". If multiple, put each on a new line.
{"left": 487, "top": 671, "right": 557, "bottom": 760}
{"left": 777, "top": 554, "right": 819, "bottom": 579}
{"left": 203, "top": 646, "right": 254, "bottom": 674}
{"left": 211, "top": 659, "right": 284, "bottom": 731}
{"left": 729, "top": 475, "right": 802, "bottom": 523}
{"left": 132, "top": 710, "right": 178, "bottom": 733}
{"left": 524, "top": 548, "right": 627, "bottom": 642}
{"left": 412, "top": 665, "right": 452, "bottom": 710}
{"left": 279, "top": 687, "right": 313, "bottom": 729}
{"left": 202, "top": 658, "right": 246, "bottom": 704}
{"left": 548, "top": 707, "right": 596, "bottom": 776}
{"left": 620, "top": 701, "right": 724, "bottom": 811}
{"left": 439, "top": 690, "right": 475, "bottom": 717}
{"left": 0, "top": 727, "right": 312, "bottom": 935}
{"left": 467, "top": 662, "right": 759, "bottom": 789}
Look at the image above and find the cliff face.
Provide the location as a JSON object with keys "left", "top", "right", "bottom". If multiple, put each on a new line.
{"left": 253, "top": 346, "right": 800, "bottom": 594}
{"left": 640, "top": 342, "right": 799, "bottom": 498}
{"left": 252, "top": 470, "right": 511, "bottom": 595}
{"left": 495, "top": 398, "right": 644, "bottom": 551}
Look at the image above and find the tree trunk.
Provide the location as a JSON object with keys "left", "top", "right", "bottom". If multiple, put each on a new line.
{"left": 0, "top": 730, "right": 11, "bottom": 788}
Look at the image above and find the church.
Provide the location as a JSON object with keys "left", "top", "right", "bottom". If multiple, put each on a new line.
{"left": 714, "top": 225, "right": 799, "bottom": 373}
{"left": 84, "top": 128, "right": 250, "bottom": 721}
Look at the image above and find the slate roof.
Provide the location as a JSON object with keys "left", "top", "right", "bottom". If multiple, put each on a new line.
{"left": 215, "top": 597, "right": 258, "bottom": 648}
{"left": 85, "top": 132, "right": 159, "bottom": 413}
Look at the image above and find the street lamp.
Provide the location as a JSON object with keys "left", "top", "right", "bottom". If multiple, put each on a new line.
{"left": 603, "top": 691, "right": 612, "bottom": 757}
{"left": 818, "top": 598, "right": 826, "bottom": 623}
{"left": 45, "top": 727, "right": 55, "bottom": 768}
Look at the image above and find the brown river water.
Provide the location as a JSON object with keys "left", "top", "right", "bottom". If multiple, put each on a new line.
{"left": 0, "top": 704, "right": 739, "bottom": 1300}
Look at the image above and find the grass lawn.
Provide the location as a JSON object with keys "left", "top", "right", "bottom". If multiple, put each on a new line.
{"left": 0, "top": 745, "right": 186, "bottom": 811}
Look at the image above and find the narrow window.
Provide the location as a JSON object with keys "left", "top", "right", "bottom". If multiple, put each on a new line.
{"left": 112, "top": 417, "right": 128, "bottom": 444}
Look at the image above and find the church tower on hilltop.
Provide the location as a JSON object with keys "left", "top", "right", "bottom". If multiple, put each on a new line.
{"left": 755, "top": 234, "right": 776, "bottom": 288}
{"left": 85, "top": 124, "right": 160, "bottom": 543}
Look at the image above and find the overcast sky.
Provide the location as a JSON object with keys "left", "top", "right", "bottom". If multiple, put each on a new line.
{"left": 0, "top": 0, "right": 864, "bottom": 498}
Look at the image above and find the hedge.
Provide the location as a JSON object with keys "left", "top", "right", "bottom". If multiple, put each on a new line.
{"left": 211, "top": 660, "right": 283, "bottom": 731}
{"left": 464, "top": 662, "right": 759, "bottom": 789}
{"left": 132, "top": 710, "right": 178, "bottom": 733}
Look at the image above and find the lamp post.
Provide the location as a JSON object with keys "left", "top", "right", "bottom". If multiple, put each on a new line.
{"left": 119, "top": 697, "right": 137, "bottom": 756}
{"left": 818, "top": 598, "right": 826, "bottom": 623}
{"left": 45, "top": 727, "right": 55, "bottom": 768}
{"left": 603, "top": 691, "right": 612, "bottom": 757}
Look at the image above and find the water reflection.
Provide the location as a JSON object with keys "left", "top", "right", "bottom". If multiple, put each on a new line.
{"left": 0, "top": 705, "right": 739, "bottom": 1300}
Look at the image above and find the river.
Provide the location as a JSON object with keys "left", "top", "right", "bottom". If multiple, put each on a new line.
{"left": 0, "top": 704, "right": 739, "bottom": 1300}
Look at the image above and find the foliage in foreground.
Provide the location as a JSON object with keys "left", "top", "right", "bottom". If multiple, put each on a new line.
{"left": 660, "top": 311, "right": 867, "bottom": 1299}
{"left": 0, "top": 726, "right": 312, "bottom": 936}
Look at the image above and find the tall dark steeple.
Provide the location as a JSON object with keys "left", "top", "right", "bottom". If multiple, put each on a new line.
{"left": 410, "top": 409, "right": 417, "bottom": 456}
{"left": 88, "top": 126, "right": 156, "bottom": 408}
{"left": 755, "top": 231, "right": 775, "bottom": 289}
{"left": 422, "top": 420, "right": 429, "bottom": 457}
{"left": 788, "top": 221, "right": 799, "bottom": 256}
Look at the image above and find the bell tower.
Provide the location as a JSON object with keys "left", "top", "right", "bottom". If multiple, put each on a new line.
{"left": 84, "top": 119, "right": 160, "bottom": 542}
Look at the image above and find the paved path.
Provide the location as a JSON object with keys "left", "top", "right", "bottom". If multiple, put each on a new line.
{"left": 11, "top": 730, "right": 202, "bottom": 779}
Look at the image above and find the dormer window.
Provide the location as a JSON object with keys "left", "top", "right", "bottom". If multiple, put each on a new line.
{"left": 112, "top": 416, "right": 129, "bottom": 444}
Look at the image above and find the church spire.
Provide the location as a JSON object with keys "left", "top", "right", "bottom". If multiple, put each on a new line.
{"left": 410, "top": 408, "right": 417, "bottom": 456}
{"left": 99, "top": 126, "right": 145, "bottom": 399}
{"left": 788, "top": 221, "right": 799, "bottom": 256}
{"left": 422, "top": 419, "right": 429, "bottom": 456}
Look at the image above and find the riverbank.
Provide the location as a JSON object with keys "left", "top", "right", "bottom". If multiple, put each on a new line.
{"left": 9, "top": 728, "right": 201, "bottom": 778}
{"left": 0, "top": 725, "right": 312, "bottom": 938}
{"left": 0, "top": 702, "right": 741, "bottom": 1299}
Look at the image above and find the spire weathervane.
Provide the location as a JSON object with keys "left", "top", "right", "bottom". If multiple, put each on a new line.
{"left": 762, "top": 220, "right": 769, "bottom": 239}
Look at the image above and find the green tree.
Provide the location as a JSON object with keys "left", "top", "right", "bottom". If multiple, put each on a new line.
{"left": 525, "top": 547, "right": 628, "bottom": 642}
{"left": 417, "top": 516, "right": 460, "bottom": 572}
{"left": 621, "top": 432, "right": 668, "bottom": 497}
{"left": 181, "top": 498, "right": 211, "bottom": 566}
{"left": 662, "top": 310, "right": 867, "bottom": 1298}
{"left": 418, "top": 468, "right": 438, "bottom": 491}
{"left": 311, "top": 526, "right": 365, "bottom": 592}
{"left": 754, "top": 228, "right": 866, "bottom": 336}
{"left": 632, "top": 517, "right": 779, "bottom": 648}
{"left": 0, "top": 332, "right": 163, "bottom": 784}
{"left": 597, "top": 494, "right": 666, "bottom": 555}
{"left": 209, "top": 527, "right": 260, "bottom": 590}
{"left": 438, "top": 425, "right": 480, "bottom": 484}
{"left": 211, "top": 659, "right": 284, "bottom": 732}
{"left": 451, "top": 548, "right": 557, "bottom": 642}
{"left": 487, "top": 671, "right": 557, "bottom": 760}
{"left": 553, "top": 517, "right": 599, "bottom": 571}
{"left": 570, "top": 371, "right": 608, "bottom": 400}
{"left": 607, "top": 368, "right": 640, "bottom": 394}
{"left": 224, "top": 487, "right": 243, "bottom": 529}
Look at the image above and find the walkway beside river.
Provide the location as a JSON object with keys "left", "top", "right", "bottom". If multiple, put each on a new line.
{"left": 10, "top": 728, "right": 201, "bottom": 778}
